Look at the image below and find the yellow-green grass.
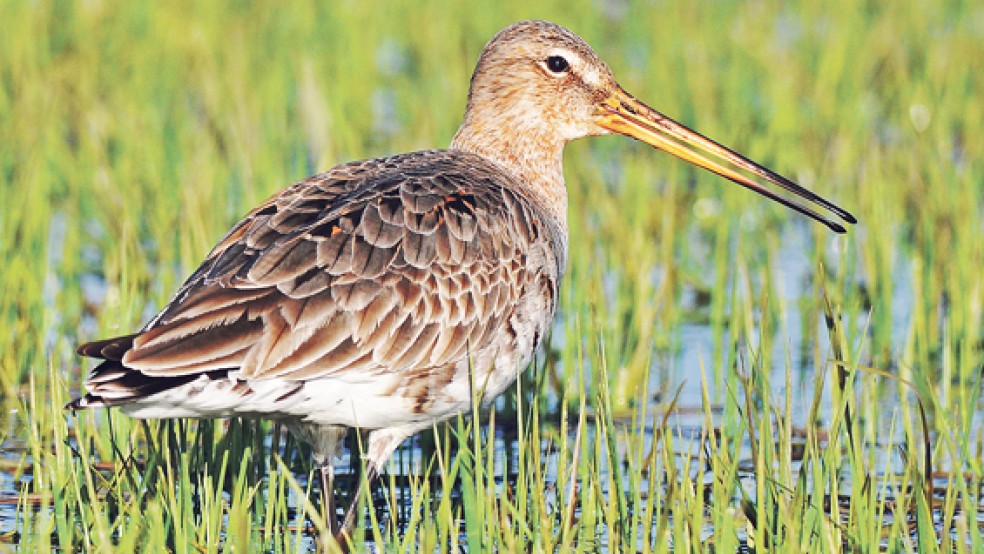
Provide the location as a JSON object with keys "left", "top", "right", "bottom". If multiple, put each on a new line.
{"left": 1, "top": 0, "right": 981, "bottom": 551}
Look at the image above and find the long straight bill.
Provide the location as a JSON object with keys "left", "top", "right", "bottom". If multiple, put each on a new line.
{"left": 596, "top": 89, "right": 856, "bottom": 233}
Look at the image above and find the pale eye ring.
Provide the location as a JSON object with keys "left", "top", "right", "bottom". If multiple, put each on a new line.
{"left": 546, "top": 55, "right": 570, "bottom": 74}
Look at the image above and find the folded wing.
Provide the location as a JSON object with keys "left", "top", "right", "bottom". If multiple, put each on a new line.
{"left": 74, "top": 150, "right": 558, "bottom": 406}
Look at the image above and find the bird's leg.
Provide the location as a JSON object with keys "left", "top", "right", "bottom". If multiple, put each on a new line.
{"left": 332, "top": 427, "right": 411, "bottom": 546}
{"left": 321, "top": 462, "right": 338, "bottom": 536}
{"left": 335, "top": 462, "right": 380, "bottom": 541}
{"left": 285, "top": 423, "right": 347, "bottom": 543}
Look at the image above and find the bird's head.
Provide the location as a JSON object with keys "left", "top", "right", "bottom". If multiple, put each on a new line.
{"left": 452, "top": 20, "right": 855, "bottom": 232}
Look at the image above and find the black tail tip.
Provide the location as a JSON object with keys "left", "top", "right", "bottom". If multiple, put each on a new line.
{"left": 65, "top": 396, "right": 95, "bottom": 411}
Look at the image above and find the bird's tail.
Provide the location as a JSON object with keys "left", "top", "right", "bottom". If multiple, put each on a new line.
{"left": 66, "top": 334, "right": 203, "bottom": 410}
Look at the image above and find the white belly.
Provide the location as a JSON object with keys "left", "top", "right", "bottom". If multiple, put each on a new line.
{"left": 120, "top": 348, "right": 528, "bottom": 430}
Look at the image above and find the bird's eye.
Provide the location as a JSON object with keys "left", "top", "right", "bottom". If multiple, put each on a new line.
{"left": 546, "top": 55, "right": 570, "bottom": 74}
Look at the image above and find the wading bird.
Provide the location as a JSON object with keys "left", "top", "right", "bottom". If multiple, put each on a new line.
{"left": 68, "top": 20, "right": 854, "bottom": 544}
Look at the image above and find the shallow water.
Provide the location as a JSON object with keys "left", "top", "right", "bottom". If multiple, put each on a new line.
{"left": 1, "top": 225, "right": 980, "bottom": 551}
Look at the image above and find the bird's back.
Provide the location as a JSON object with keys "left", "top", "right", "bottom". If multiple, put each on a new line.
{"left": 70, "top": 149, "right": 565, "bottom": 429}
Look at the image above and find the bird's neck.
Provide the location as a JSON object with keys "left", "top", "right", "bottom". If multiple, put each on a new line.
{"left": 450, "top": 116, "right": 569, "bottom": 233}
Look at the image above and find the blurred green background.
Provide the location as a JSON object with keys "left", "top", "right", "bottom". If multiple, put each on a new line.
{"left": 1, "top": 0, "right": 981, "bottom": 551}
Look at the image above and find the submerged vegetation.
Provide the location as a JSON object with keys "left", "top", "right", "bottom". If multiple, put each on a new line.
{"left": 1, "top": 0, "right": 981, "bottom": 551}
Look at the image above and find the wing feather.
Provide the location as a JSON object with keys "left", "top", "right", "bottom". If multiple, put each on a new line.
{"left": 78, "top": 150, "right": 563, "bottom": 395}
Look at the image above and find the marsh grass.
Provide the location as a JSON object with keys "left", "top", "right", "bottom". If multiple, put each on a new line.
{"left": 2, "top": 0, "right": 982, "bottom": 551}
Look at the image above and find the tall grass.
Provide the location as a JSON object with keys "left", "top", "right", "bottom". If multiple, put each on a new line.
{"left": 1, "top": 0, "right": 981, "bottom": 551}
